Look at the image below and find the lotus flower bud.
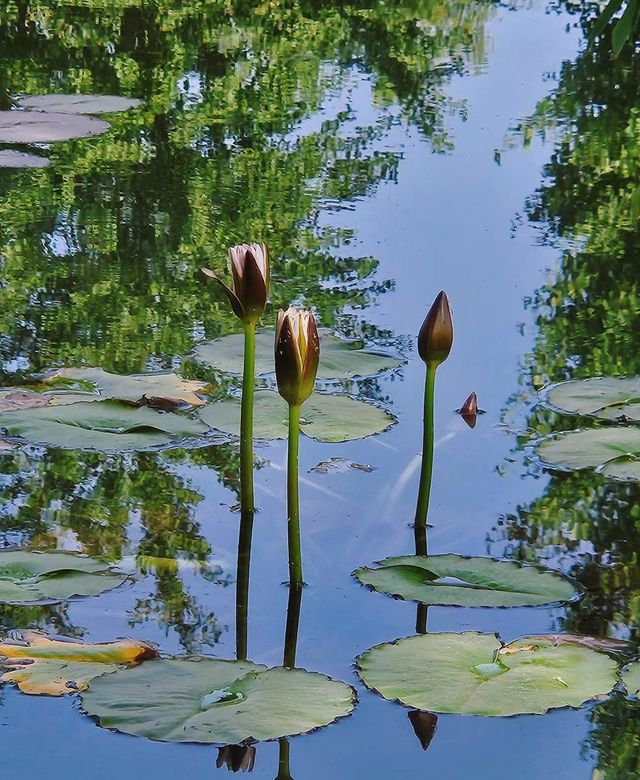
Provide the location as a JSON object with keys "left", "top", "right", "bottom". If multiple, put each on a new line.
{"left": 418, "top": 291, "right": 453, "bottom": 367}
{"left": 275, "top": 306, "right": 320, "bottom": 407}
{"left": 459, "top": 391, "right": 478, "bottom": 428}
{"left": 216, "top": 745, "right": 256, "bottom": 772}
{"left": 408, "top": 710, "right": 438, "bottom": 751}
{"left": 202, "top": 243, "right": 269, "bottom": 325}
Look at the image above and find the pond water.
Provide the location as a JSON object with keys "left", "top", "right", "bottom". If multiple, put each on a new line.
{"left": 1, "top": 1, "right": 639, "bottom": 778}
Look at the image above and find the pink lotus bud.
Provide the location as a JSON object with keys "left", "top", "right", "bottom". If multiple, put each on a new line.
{"left": 202, "top": 243, "right": 269, "bottom": 324}
{"left": 418, "top": 291, "right": 453, "bottom": 367}
{"left": 275, "top": 306, "right": 320, "bottom": 407}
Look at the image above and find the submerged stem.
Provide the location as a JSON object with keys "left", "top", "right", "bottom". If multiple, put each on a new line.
{"left": 414, "top": 363, "right": 436, "bottom": 556}
{"left": 240, "top": 321, "right": 256, "bottom": 513}
{"left": 235, "top": 508, "right": 254, "bottom": 661}
{"left": 287, "top": 403, "right": 303, "bottom": 587}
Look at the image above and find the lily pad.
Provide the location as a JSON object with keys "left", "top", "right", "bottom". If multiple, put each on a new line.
{"left": 535, "top": 427, "right": 640, "bottom": 481}
{"left": 81, "top": 657, "right": 356, "bottom": 744}
{"left": 543, "top": 377, "right": 640, "bottom": 422}
{"left": 356, "top": 632, "right": 619, "bottom": 716}
{"left": 622, "top": 660, "right": 640, "bottom": 696}
{"left": 0, "top": 150, "right": 50, "bottom": 168}
{"left": 18, "top": 94, "right": 141, "bottom": 115}
{"left": 46, "top": 368, "right": 208, "bottom": 407}
{"left": 0, "top": 111, "right": 110, "bottom": 143}
{"left": 0, "top": 399, "right": 208, "bottom": 451}
{"left": 199, "top": 390, "right": 395, "bottom": 442}
{"left": 195, "top": 330, "right": 403, "bottom": 380}
{"left": 0, "top": 550, "right": 127, "bottom": 604}
{"left": 0, "top": 630, "right": 157, "bottom": 696}
{"left": 353, "top": 554, "right": 578, "bottom": 607}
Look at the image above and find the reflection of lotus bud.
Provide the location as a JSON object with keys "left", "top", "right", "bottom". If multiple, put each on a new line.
{"left": 275, "top": 306, "right": 320, "bottom": 407}
{"left": 216, "top": 745, "right": 257, "bottom": 773}
{"left": 202, "top": 243, "right": 269, "bottom": 324}
{"left": 418, "top": 291, "right": 453, "bottom": 367}
{"left": 408, "top": 710, "right": 438, "bottom": 751}
{"left": 459, "top": 392, "right": 478, "bottom": 429}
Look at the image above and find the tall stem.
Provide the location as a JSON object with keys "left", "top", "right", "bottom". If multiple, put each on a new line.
{"left": 414, "top": 363, "right": 436, "bottom": 556}
{"left": 235, "top": 508, "right": 254, "bottom": 661}
{"left": 287, "top": 403, "right": 303, "bottom": 587}
{"left": 276, "top": 739, "right": 293, "bottom": 780}
{"left": 283, "top": 583, "right": 302, "bottom": 668}
{"left": 240, "top": 321, "right": 256, "bottom": 513}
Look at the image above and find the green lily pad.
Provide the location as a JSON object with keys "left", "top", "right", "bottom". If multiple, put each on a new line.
{"left": 199, "top": 390, "right": 395, "bottom": 442}
{"left": 0, "top": 150, "right": 50, "bottom": 168}
{"left": 535, "top": 427, "right": 640, "bottom": 481}
{"left": 46, "top": 368, "right": 208, "bottom": 407}
{"left": 18, "top": 94, "right": 141, "bottom": 115}
{"left": 0, "top": 551, "right": 127, "bottom": 604}
{"left": 353, "top": 554, "right": 578, "bottom": 607}
{"left": 0, "top": 111, "right": 110, "bottom": 143}
{"left": 0, "top": 399, "right": 208, "bottom": 452}
{"left": 195, "top": 330, "right": 402, "bottom": 380}
{"left": 543, "top": 377, "right": 640, "bottom": 422}
{"left": 356, "top": 632, "right": 619, "bottom": 716}
{"left": 622, "top": 660, "right": 640, "bottom": 696}
{"left": 81, "top": 657, "right": 356, "bottom": 744}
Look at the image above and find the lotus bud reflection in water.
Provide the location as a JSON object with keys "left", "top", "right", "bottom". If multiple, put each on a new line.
{"left": 418, "top": 290, "right": 453, "bottom": 368}
{"left": 216, "top": 745, "right": 256, "bottom": 773}
{"left": 459, "top": 391, "right": 478, "bottom": 429}
{"left": 275, "top": 306, "right": 320, "bottom": 408}
{"left": 408, "top": 710, "right": 438, "bottom": 751}
{"left": 202, "top": 242, "right": 269, "bottom": 325}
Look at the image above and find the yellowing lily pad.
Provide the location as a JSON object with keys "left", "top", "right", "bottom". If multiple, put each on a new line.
{"left": 356, "top": 632, "right": 619, "bottom": 716}
{"left": 0, "top": 630, "right": 158, "bottom": 696}
{"left": 353, "top": 554, "right": 579, "bottom": 607}
{"left": 199, "top": 390, "right": 395, "bottom": 442}
{"left": 18, "top": 94, "right": 141, "bottom": 115}
{"left": 543, "top": 377, "right": 640, "bottom": 421}
{"left": 535, "top": 427, "right": 640, "bottom": 481}
{"left": 0, "top": 111, "right": 110, "bottom": 143}
{"left": 81, "top": 657, "right": 356, "bottom": 744}
{"left": 0, "top": 399, "right": 208, "bottom": 452}
{"left": 0, "top": 550, "right": 127, "bottom": 604}
{"left": 195, "top": 330, "right": 402, "bottom": 380}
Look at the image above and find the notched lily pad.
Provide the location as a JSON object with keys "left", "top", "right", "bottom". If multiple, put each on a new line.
{"left": 543, "top": 377, "right": 640, "bottom": 422}
{"left": 535, "top": 427, "right": 640, "bottom": 481}
{"left": 0, "top": 630, "right": 157, "bottom": 696}
{"left": 195, "top": 330, "right": 403, "bottom": 380}
{"left": 0, "top": 550, "right": 127, "bottom": 604}
{"left": 18, "top": 94, "right": 142, "bottom": 115}
{"left": 0, "top": 399, "right": 209, "bottom": 452}
{"left": 356, "top": 632, "right": 619, "bottom": 716}
{"left": 200, "top": 390, "right": 394, "bottom": 442}
{"left": 81, "top": 657, "right": 356, "bottom": 744}
{"left": 353, "top": 554, "right": 579, "bottom": 607}
{"left": 0, "top": 111, "right": 110, "bottom": 143}
{"left": 0, "top": 150, "right": 50, "bottom": 168}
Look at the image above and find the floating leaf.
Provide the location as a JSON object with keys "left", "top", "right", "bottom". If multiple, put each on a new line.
{"left": 0, "top": 550, "right": 127, "bottom": 604}
{"left": 46, "top": 368, "right": 208, "bottom": 407}
{"left": 622, "top": 660, "right": 640, "bottom": 696}
{"left": 535, "top": 427, "right": 640, "bottom": 481}
{"left": 81, "top": 657, "right": 356, "bottom": 744}
{"left": 195, "top": 330, "right": 402, "bottom": 380}
{"left": 353, "top": 554, "right": 578, "bottom": 607}
{"left": 0, "top": 630, "right": 157, "bottom": 696}
{"left": 310, "top": 457, "right": 375, "bottom": 474}
{"left": 0, "top": 150, "right": 50, "bottom": 168}
{"left": 0, "top": 111, "right": 110, "bottom": 143}
{"left": 543, "top": 377, "right": 640, "bottom": 421}
{"left": 18, "top": 94, "right": 142, "bottom": 115}
{"left": 200, "top": 390, "right": 394, "bottom": 442}
{"left": 0, "top": 399, "right": 208, "bottom": 452}
{"left": 356, "top": 632, "right": 619, "bottom": 716}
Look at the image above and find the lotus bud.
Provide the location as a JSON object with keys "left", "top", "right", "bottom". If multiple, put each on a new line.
{"left": 202, "top": 243, "right": 269, "bottom": 325}
{"left": 459, "top": 391, "right": 478, "bottom": 429}
{"left": 418, "top": 291, "right": 453, "bottom": 367}
{"left": 216, "top": 745, "right": 256, "bottom": 772}
{"left": 275, "top": 306, "right": 320, "bottom": 407}
{"left": 408, "top": 710, "right": 438, "bottom": 751}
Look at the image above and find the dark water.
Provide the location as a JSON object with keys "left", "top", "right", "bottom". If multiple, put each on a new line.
{"left": 0, "top": 1, "right": 638, "bottom": 778}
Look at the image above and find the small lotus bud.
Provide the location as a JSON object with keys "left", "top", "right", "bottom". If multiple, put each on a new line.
{"left": 408, "top": 710, "right": 438, "bottom": 751}
{"left": 418, "top": 291, "right": 453, "bottom": 367}
{"left": 216, "top": 745, "right": 256, "bottom": 772}
{"left": 202, "top": 243, "right": 269, "bottom": 325}
{"left": 275, "top": 306, "right": 320, "bottom": 407}
{"left": 459, "top": 392, "right": 478, "bottom": 429}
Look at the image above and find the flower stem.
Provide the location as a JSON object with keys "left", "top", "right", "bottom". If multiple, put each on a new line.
{"left": 287, "top": 403, "right": 303, "bottom": 587}
{"left": 240, "top": 321, "right": 256, "bottom": 513}
{"left": 283, "top": 583, "right": 302, "bottom": 668}
{"left": 414, "top": 363, "right": 437, "bottom": 556}
{"left": 277, "top": 739, "right": 292, "bottom": 780}
{"left": 235, "top": 508, "right": 254, "bottom": 661}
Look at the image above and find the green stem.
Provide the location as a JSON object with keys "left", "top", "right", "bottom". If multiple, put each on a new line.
{"left": 240, "top": 322, "right": 256, "bottom": 513}
{"left": 287, "top": 403, "right": 303, "bottom": 587}
{"left": 235, "top": 508, "right": 254, "bottom": 661}
{"left": 283, "top": 583, "right": 302, "bottom": 668}
{"left": 414, "top": 363, "right": 436, "bottom": 556}
{"left": 416, "top": 603, "right": 428, "bottom": 634}
{"left": 276, "top": 739, "right": 293, "bottom": 780}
